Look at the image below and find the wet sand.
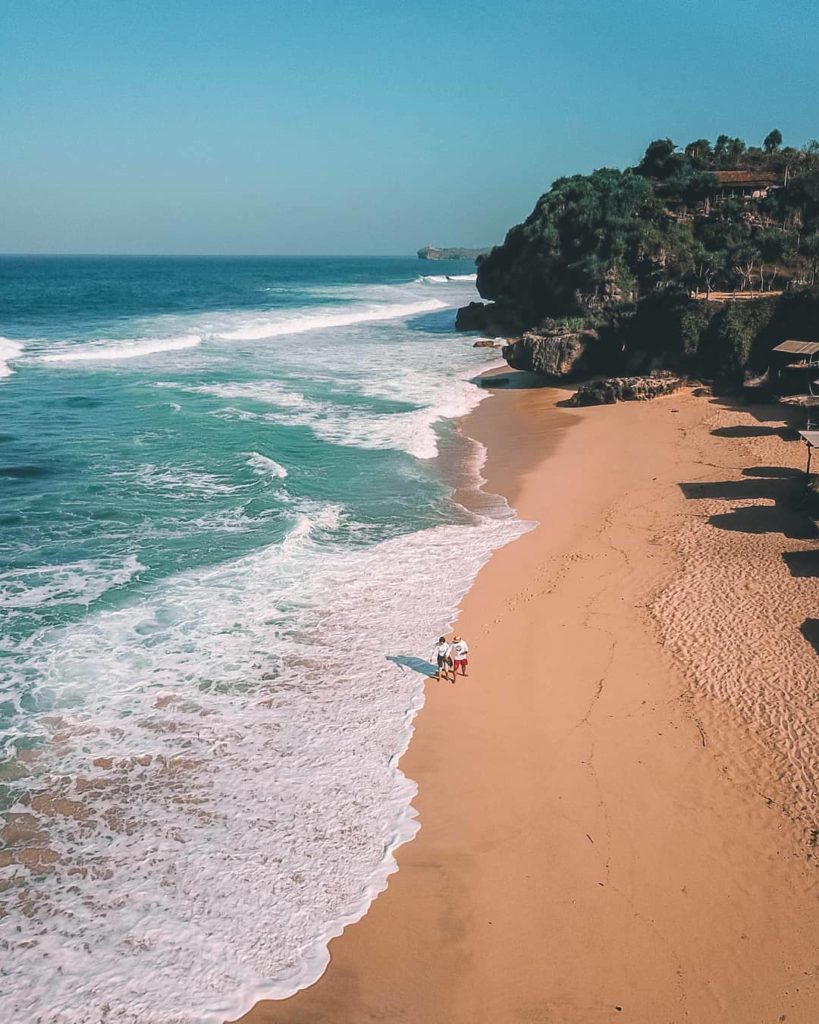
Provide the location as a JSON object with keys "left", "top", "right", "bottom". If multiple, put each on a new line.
{"left": 236, "top": 379, "right": 819, "bottom": 1024}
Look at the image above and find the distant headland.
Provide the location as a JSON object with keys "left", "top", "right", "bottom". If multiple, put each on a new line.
{"left": 417, "top": 246, "right": 490, "bottom": 261}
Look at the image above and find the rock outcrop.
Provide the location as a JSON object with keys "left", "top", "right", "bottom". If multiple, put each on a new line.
{"left": 454, "top": 301, "right": 520, "bottom": 335}
{"left": 417, "top": 246, "right": 489, "bottom": 261}
{"left": 568, "top": 374, "right": 682, "bottom": 406}
{"left": 501, "top": 329, "right": 600, "bottom": 380}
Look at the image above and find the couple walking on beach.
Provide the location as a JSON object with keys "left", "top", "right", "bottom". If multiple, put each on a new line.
{"left": 432, "top": 635, "right": 469, "bottom": 683}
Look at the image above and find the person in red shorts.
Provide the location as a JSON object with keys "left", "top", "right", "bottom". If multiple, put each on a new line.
{"left": 450, "top": 635, "right": 469, "bottom": 677}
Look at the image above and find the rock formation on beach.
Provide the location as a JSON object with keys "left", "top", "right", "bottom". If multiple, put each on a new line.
{"left": 502, "top": 328, "right": 599, "bottom": 378}
{"left": 568, "top": 374, "right": 683, "bottom": 405}
{"left": 457, "top": 132, "right": 819, "bottom": 384}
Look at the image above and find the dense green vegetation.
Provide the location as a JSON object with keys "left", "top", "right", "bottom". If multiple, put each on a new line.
{"left": 471, "top": 132, "right": 819, "bottom": 382}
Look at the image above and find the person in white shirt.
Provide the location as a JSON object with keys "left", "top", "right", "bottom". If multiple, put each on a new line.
{"left": 432, "top": 636, "right": 452, "bottom": 682}
{"left": 450, "top": 635, "right": 469, "bottom": 677}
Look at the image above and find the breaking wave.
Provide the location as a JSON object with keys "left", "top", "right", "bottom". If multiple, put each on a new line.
{"left": 201, "top": 376, "right": 488, "bottom": 460}
{"left": 212, "top": 298, "right": 448, "bottom": 342}
{"left": 245, "top": 452, "right": 288, "bottom": 478}
{"left": 38, "top": 334, "right": 202, "bottom": 364}
{"left": 0, "top": 337, "right": 24, "bottom": 379}
{"left": 417, "top": 273, "right": 478, "bottom": 283}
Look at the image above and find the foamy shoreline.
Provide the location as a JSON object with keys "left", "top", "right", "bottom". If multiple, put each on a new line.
{"left": 0, "top": 272, "right": 522, "bottom": 1024}
{"left": 237, "top": 380, "right": 819, "bottom": 1023}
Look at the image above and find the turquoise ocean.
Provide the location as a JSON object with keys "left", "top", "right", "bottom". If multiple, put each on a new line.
{"left": 0, "top": 257, "right": 527, "bottom": 1023}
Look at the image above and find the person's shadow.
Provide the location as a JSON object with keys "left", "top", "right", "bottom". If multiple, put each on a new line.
{"left": 387, "top": 655, "right": 438, "bottom": 678}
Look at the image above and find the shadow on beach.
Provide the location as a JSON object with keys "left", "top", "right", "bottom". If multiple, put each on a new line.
{"left": 679, "top": 459, "right": 815, "bottom": 540}
{"left": 783, "top": 550, "right": 819, "bottom": 578}
{"left": 708, "top": 394, "right": 810, "bottom": 440}
{"left": 710, "top": 424, "right": 791, "bottom": 440}
{"left": 706, "top": 504, "right": 815, "bottom": 538}
{"left": 475, "top": 368, "right": 555, "bottom": 391}
{"left": 743, "top": 466, "right": 803, "bottom": 479}
{"left": 708, "top": 395, "right": 789, "bottom": 423}
{"left": 800, "top": 619, "right": 819, "bottom": 657}
{"left": 386, "top": 655, "right": 438, "bottom": 677}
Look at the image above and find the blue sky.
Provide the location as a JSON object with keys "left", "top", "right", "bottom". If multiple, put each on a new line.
{"left": 1, "top": 0, "right": 818, "bottom": 254}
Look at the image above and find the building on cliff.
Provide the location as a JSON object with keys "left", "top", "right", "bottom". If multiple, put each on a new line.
{"left": 708, "top": 169, "right": 783, "bottom": 204}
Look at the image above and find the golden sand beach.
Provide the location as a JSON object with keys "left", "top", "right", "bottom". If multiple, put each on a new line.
{"left": 236, "top": 377, "right": 819, "bottom": 1024}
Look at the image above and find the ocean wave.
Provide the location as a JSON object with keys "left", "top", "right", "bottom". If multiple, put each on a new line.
{"left": 0, "top": 337, "right": 24, "bottom": 380}
{"left": 200, "top": 375, "right": 488, "bottom": 461}
{"left": 245, "top": 452, "right": 288, "bottom": 478}
{"left": 0, "top": 554, "right": 144, "bottom": 614}
{"left": 212, "top": 298, "right": 448, "bottom": 342}
{"left": 417, "top": 273, "right": 478, "bottom": 284}
{"left": 37, "top": 333, "right": 203, "bottom": 364}
{"left": 28, "top": 272, "right": 477, "bottom": 371}
{"left": 30, "top": 300, "right": 449, "bottom": 370}
{"left": 135, "top": 464, "right": 243, "bottom": 498}
{"left": 282, "top": 501, "right": 343, "bottom": 546}
{"left": 190, "top": 380, "right": 307, "bottom": 408}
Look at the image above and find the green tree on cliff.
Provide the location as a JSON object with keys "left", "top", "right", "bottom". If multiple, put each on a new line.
{"left": 764, "top": 129, "right": 783, "bottom": 153}
{"left": 477, "top": 168, "right": 672, "bottom": 323}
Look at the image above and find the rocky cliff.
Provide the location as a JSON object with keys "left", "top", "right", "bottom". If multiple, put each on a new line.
{"left": 456, "top": 132, "right": 819, "bottom": 384}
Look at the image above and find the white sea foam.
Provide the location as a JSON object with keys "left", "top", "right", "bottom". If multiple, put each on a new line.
{"left": 198, "top": 374, "right": 489, "bottom": 461}
{"left": 0, "top": 507, "right": 530, "bottom": 1024}
{"left": 418, "top": 273, "right": 478, "bottom": 283}
{"left": 132, "top": 464, "right": 243, "bottom": 498}
{"left": 187, "top": 506, "right": 255, "bottom": 534}
{"left": 0, "top": 337, "right": 24, "bottom": 379}
{"left": 245, "top": 452, "right": 288, "bottom": 478}
{"left": 38, "top": 334, "right": 203, "bottom": 364}
{"left": 212, "top": 298, "right": 447, "bottom": 342}
{"left": 190, "top": 380, "right": 308, "bottom": 408}
{"left": 0, "top": 554, "right": 144, "bottom": 615}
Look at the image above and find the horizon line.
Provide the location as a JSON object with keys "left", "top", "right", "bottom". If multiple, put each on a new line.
{"left": 0, "top": 251, "right": 435, "bottom": 259}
